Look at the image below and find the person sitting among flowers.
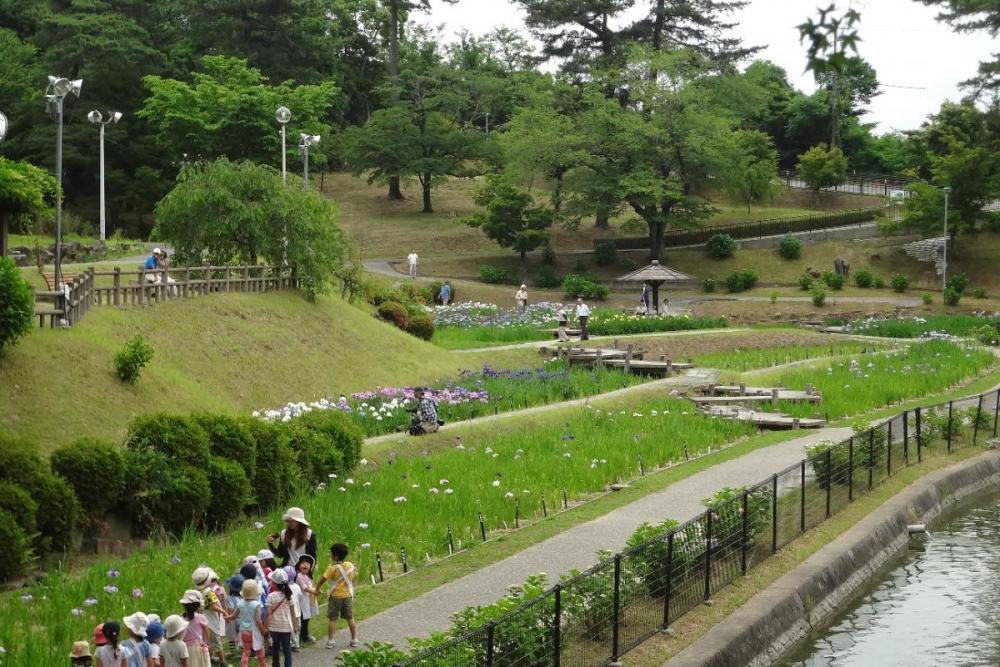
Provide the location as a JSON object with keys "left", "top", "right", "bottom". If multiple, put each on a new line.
{"left": 408, "top": 387, "right": 442, "bottom": 435}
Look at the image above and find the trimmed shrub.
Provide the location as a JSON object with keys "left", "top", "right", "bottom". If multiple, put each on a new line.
{"left": 0, "top": 257, "right": 33, "bottom": 351}
{"left": 706, "top": 233, "right": 736, "bottom": 259}
{"left": 946, "top": 273, "right": 969, "bottom": 295}
{"left": 811, "top": 286, "right": 826, "bottom": 306}
{"left": 769, "top": 291, "right": 778, "bottom": 304}
{"left": 479, "top": 264, "right": 513, "bottom": 284}
{"left": 295, "top": 409, "right": 364, "bottom": 471}
{"left": 922, "top": 293, "right": 933, "bottom": 305}
{"left": 114, "top": 334, "right": 154, "bottom": 385}
{"left": 125, "top": 452, "right": 211, "bottom": 536}
{"left": 822, "top": 271, "right": 845, "bottom": 290}
{"left": 562, "top": 274, "right": 610, "bottom": 300}
{"left": 191, "top": 413, "right": 257, "bottom": 482}
{"left": 205, "top": 456, "right": 251, "bottom": 530}
{"left": 778, "top": 235, "right": 802, "bottom": 260}
{"left": 51, "top": 438, "right": 126, "bottom": 518}
{"left": 406, "top": 314, "right": 436, "bottom": 341}
{"left": 124, "top": 413, "right": 211, "bottom": 467}
{"left": 853, "top": 270, "right": 874, "bottom": 288}
{"left": 377, "top": 301, "right": 409, "bottom": 329}
{"left": 973, "top": 287, "right": 987, "bottom": 299}
{"left": 873, "top": 275, "right": 886, "bottom": 289}
{"left": 799, "top": 274, "right": 813, "bottom": 291}
{"left": 703, "top": 275, "right": 717, "bottom": 293}
{"left": 247, "top": 420, "right": 297, "bottom": 510}
{"left": 535, "top": 264, "right": 561, "bottom": 288}
{"left": 0, "top": 510, "right": 32, "bottom": 581}
{"left": 725, "top": 269, "right": 758, "bottom": 293}
{"left": 890, "top": 273, "right": 909, "bottom": 292}
{"left": 280, "top": 421, "right": 345, "bottom": 487}
{"left": 943, "top": 287, "right": 961, "bottom": 306}
{"left": 594, "top": 241, "right": 618, "bottom": 266}
{"left": 0, "top": 481, "right": 38, "bottom": 537}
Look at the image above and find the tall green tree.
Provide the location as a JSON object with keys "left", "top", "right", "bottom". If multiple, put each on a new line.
{"left": 726, "top": 130, "right": 780, "bottom": 215}
{"left": 464, "top": 176, "right": 555, "bottom": 262}
{"left": 0, "top": 156, "right": 55, "bottom": 257}
{"left": 796, "top": 143, "right": 848, "bottom": 197}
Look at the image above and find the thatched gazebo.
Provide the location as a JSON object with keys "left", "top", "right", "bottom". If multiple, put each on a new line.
{"left": 618, "top": 260, "right": 693, "bottom": 314}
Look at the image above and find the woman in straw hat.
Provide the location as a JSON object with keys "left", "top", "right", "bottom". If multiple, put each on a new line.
{"left": 267, "top": 507, "right": 317, "bottom": 568}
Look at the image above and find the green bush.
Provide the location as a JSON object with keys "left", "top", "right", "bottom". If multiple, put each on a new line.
{"left": 125, "top": 452, "right": 211, "bottom": 536}
{"left": 890, "top": 273, "right": 909, "bottom": 292}
{"left": 479, "top": 264, "right": 514, "bottom": 284}
{"left": 0, "top": 257, "right": 33, "bottom": 351}
{"left": 294, "top": 409, "right": 364, "bottom": 472}
{"left": 806, "top": 440, "right": 867, "bottom": 490}
{"left": 624, "top": 518, "right": 680, "bottom": 597}
{"left": 204, "top": 456, "right": 251, "bottom": 530}
{"left": 51, "top": 438, "right": 126, "bottom": 518}
{"left": 702, "top": 486, "right": 770, "bottom": 546}
{"left": 703, "top": 275, "right": 717, "bottom": 293}
{"left": 873, "top": 275, "right": 886, "bottom": 289}
{"left": 946, "top": 273, "right": 969, "bottom": 295}
{"left": 0, "top": 510, "right": 32, "bottom": 581}
{"left": 191, "top": 413, "right": 258, "bottom": 482}
{"left": 124, "top": 413, "right": 211, "bottom": 467}
{"left": 114, "top": 334, "right": 155, "bottom": 385}
{"left": 943, "top": 287, "right": 961, "bottom": 306}
{"left": 853, "top": 270, "right": 874, "bottom": 288}
{"left": 973, "top": 287, "right": 987, "bottom": 299}
{"left": 535, "top": 264, "right": 562, "bottom": 288}
{"left": 822, "top": 271, "right": 845, "bottom": 290}
{"left": 706, "top": 233, "right": 736, "bottom": 259}
{"left": 562, "top": 274, "right": 610, "bottom": 300}
{"left": 0, "top": 481, "right": 38, "bottom": 537}
{"left": 406, "top": 314, "right": 436, "bottom": 341}
{"left": 972, "top": 324, "right": 998, "bottom": 346}
{"left": 922, "top": 293, "right": 933, "bottom": 305}
{"left": 811, "top": 286, "right": 826, "bottom": 306}
{"left": 376, "top": 301, "right": 409, "bottom": 329}
{"left": 594, "top": 241, "right": 618, "bottom": 266}
{"left": 281, "top": 421, "right": 344, "bottom": 487}
{"left": 799, "top": 274, "right": 813, "bottom": 291}
{"left": 725, "top": 269, "right": 758, "bottom": 293}
{"left": 541, "top": 244, "right": 557, "bottom": 266}
{"left": 778, "top": 235, "right": 802, "bottom": 260}
{"left": 247, "top": 420, "right": 297, "bottom": 510}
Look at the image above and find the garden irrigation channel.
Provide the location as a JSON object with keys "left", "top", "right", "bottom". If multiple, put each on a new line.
{"left": 392, "top": 389, "right": 1000, "bottom": 667}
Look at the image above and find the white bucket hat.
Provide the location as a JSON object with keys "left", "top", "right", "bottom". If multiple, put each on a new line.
{"left": 123, "top": 611, "right": 149, "bottom": 637}
{"left": 268, "top": 568, "right": 288, "bottom": 585}
{"left": 152, "top": 247, "right": 163, "bottom": 256}
{"left": 256, "top": 548, "right": 275, "bottom": 561}
{"left": 282, "top": 507, "right": 310, "bottom": 526}
{"left": 179, "top": 589, "right": 204, "bottom": 606}
{"left": 163, "top": 614, "right": 188, "bottom": 639}
{"left": 191, "top": 566, "right": 212, "bottom": 586}
{"left": 243, "top": 555, "right": 258, "bottom": 566}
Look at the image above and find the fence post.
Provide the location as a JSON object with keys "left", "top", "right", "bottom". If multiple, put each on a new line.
{"left": 554, "top": 585, "right": 561, "bottom": 667}
{"left": 704, "top": 510, "right": 714, "bottom": 600}
{"left": 184, "top": 267, "right": 191, "bottom": 298}
{"left": 740, "top": 491, "right": 749, "bottom": 575}
{"left": 947, "top": 401, "right": 954, "bottom": 452}
{"left": 825, "top": 448, "right": 832, "bottom": 518}
{"left": 848, "top": 437, "right": 854, "bottom": 502}
{"left": 113, "top": 267, "right": 121, "bottom": 306}
{"left": 887, "top": 420, "right": 893, "bottom": 476}
{"left": 663, "top": 533, "right": 675, "bottom": 628}
{"left": 486, "top": 622, "right": 495, "bottom": 667}
{"left": 771, "top": 474, "right": 778, "bottom": 553}
{"left": 612, "top": 554, "right": 622, "bottom": 662}
{"left": 799, "top": 460, "right": 806, "bottom": 533}
{"left": 868, "top": 429, "right": 875, "bottom": 491}
{"left": 994, "top": 391, "right": 1000, "bottom": 438}
{"left": 973, "top": 395, "right": 983, "bottom": 445}
{"left": 916, "top": 408, "right": 923, "bottom": 462}
{"left": 903, "top": 410, "right": 909, "bottom": 464}
{"left": 137, "top": 270, "right": 145, "bottom": 306}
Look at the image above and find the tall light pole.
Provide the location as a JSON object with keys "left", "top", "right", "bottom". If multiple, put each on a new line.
{"left": 0, "top": 111, "right": 7, "bottom": 258}
{"left": 298, "top": 133, "right": 320, "bottom": 189}
{"left": 942, "top": 186, "right": 951, "bottom": 290}
{"left": 87, "top": 110, "right": 122, "bottom": 241}
{"left": 276, "top": 106, "right": 291, "bottom": 185}
{"left": 45, "top": 76, "right": 83, "bottom": 288}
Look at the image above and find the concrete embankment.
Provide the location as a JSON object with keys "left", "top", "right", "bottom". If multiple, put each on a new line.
{"left": 665, "top": 449, "right": 1000, "bottom": 667}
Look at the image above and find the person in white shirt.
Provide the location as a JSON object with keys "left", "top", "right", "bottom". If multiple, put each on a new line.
{"left": 556, "top": 305, "right": 570, "bottom": 342}
{"left": 515, "top": 285, "right": 528, "bottom": 314}
{"left": 575, "top": 297, "right": 591, "bottom": 340}
{"left": 407, "top": 252, "right": 418, "bottom": 278}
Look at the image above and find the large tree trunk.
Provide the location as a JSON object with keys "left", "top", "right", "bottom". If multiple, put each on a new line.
{"left": 386, "top": 1, "right": 405, "bottom": 201}
{"left": 649, "top": 221, "right": 665, "bottom": 262}
{"left": 595, "top": 209, "right": 610, "bottom": 229}
{"left": 421, "top": 175, "right": 433, "bottom": 213}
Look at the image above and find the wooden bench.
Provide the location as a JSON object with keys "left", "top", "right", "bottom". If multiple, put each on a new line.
{"left": 41, "top": 272, "right": 77, "bottom": 291}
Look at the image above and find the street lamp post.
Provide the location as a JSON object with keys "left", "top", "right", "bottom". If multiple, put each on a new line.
{"left": 45, "top": 76, "right": 83, "bottom": 288}
{"left": 942, "top": 186, "right": 951, "bottom": 290}
{"left": 0, "top": 111, "right": 7, "bottom": 257}
{"left": 298, "top": 134, "right": 321, "bottom": 188}
{"left": 87, "top": 110, "right": 122, "bottom": 241}
{"left": 276, "top": 106, "right": 291, "bottom": 185}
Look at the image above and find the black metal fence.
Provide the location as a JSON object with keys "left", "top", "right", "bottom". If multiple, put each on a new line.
{"left": 779, "top": 169, "right": 914, "bottom": 198}
{"left": 396, "top": 388, "right": 1000, "bottom": 667}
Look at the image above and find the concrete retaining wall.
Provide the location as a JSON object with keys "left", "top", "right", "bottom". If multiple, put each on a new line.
{"left": 664, "top": 450, "right": 1000, "bottom": 667}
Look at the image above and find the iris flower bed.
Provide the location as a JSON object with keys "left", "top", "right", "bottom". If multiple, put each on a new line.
{"left": 695, "top": 340, "right": 890, "bottom": 372}
{"left": 586, "top": 312, "right": 727, "bottom": 337}
{"left": 255, "top": 361, "right": 646, "bottom": 437}
{"left": 845, "top": 314, "right": 1000, "bottom": 339}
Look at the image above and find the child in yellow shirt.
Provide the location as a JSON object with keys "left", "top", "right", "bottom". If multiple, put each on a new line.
{"left": 314, "top": 543, "right": 359, "bottom": 650}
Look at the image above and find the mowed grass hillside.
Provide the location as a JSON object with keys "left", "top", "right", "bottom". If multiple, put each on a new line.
{"left": 0, "top": 292, "right": 536, "bottom": 452}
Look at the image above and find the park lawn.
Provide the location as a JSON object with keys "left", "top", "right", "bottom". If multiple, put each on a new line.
{"left": 0, "top": 291, "right": 538, "bottom": 452}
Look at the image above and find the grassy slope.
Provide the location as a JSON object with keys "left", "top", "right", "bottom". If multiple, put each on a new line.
{"left": 0, "top": 292, "right": 535, "bottom": 452}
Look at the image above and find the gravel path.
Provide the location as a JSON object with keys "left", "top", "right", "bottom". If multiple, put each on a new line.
{"left": 296, "top": 425, "right": 852, "bottom": 664}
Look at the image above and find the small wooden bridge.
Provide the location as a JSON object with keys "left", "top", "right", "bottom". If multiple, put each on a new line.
{"left": 539, "top": 343, "right": 695, "bottom": 377}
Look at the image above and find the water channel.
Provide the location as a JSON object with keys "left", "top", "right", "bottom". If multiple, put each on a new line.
{"left": 785, "top": 489, "right": 1000, "bottom": 667}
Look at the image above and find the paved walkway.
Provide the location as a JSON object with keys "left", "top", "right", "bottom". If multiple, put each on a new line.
{"left": 298, "top": 425, "right": 852, "bottom": 664}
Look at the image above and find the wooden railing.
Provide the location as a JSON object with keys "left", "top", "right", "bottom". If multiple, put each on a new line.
{"left": 33, "top": 264, "right": 297, "bottom": 328}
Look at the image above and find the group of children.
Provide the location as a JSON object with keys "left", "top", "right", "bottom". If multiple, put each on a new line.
{"left": 69, "top": 542, "right": 360, "bottom": 667}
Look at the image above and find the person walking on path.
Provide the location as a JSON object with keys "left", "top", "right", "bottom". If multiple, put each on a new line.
{"left": 515, "top": 284, "right": 528, "bottom": 314}
{"left": 438, "top": 281, "right": 452, "bottom": 306}
{"left": 556, "top": 305, "right": 570, "bottom": 342}
{"left": 268, "top": 507, "right": 317, "bottom": 569}
{"left": 575, "top": 297, "right": 591, "bottom": 341}
{"left": 314, "top": 543, "right": 360, "bottom": 650}
{"left": 407, "top": 252, "right": 418, "bottom": 278}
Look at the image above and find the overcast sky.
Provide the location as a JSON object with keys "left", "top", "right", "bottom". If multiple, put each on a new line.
{"left": 416, "top": 0, "right": 996, "bottom": 133}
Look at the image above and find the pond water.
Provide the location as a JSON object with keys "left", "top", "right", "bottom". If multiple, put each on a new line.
{"left": 785, "top": 489, "right": 1000, "bottom": 667}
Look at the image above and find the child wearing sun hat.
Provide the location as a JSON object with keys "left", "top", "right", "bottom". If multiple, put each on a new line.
{"left": 159, "top": 615, "right": 189, "bottom": 667}
{"left": 237, "top": 578, "right": 266, "bottom": 667}
{"left": 179, "top": 589, "right": 211, "bottom": 667}
{"left": 69, "top": 640, "right": 93, "bottom": 667}
{"left": 122, "top": 612, "right": 152, "bottom": 667}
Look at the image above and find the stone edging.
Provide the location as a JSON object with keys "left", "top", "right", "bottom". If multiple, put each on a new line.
{"left": 664, "top": 449, "right": 1000, "bottom": 667}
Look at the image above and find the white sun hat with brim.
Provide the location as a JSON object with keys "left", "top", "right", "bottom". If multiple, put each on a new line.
{"left": 243, "top": 555, "right": 258, "bottom": 566}
{"left": 192, "top": 566, "right": 212, "bottom": 586}
{"left": 122, "top": 611, "right": 149, "bottom": 637}
{"left": 240, "top": 578, "right": 262, "bottom": 599}
{"left": 268, "top": 568, "right": 288, "bottom": 585}
{"left": 256, "top": 548, "right": 275, "bottom": 561}
{"left": 179, "top": 589, "right": 204, "bottom": 606}
{"left": 282, "top": 506, "right": 310, "bottom": 526}
{"left": 152, "top": 247, "right": 163, "bottom": 255}
{"left": 163, "top": 614, "right": 189, "bottom": 639}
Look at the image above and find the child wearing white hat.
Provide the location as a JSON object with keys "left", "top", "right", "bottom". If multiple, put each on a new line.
{"left": 236, "top": 579, "right": 266, "bottom": 666}
{"left": 159, "top": 615, "right": 189, "bottom": 667}
{"left": 122, "top": 612, "right": 152, "bottom": 667}
{"left": 179, "top": 590, "right": 211, "bottom": 667}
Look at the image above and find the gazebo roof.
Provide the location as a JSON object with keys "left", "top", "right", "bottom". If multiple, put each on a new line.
{"left": 617, "top": 260, "right": 694, "bottom": 283}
